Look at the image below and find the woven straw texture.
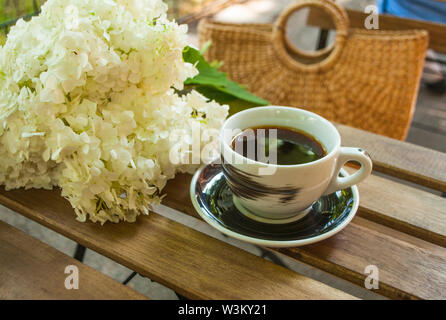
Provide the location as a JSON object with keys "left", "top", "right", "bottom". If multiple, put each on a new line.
{"left": 198, "top": 0, "right": 428, "bottom": 140}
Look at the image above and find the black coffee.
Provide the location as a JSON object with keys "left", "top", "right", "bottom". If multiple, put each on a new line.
{"left": 231, "top": 126, "right": 326, "bottom": 165}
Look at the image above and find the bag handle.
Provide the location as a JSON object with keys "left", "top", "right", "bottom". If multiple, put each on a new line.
{"left": 273, "top": 0, "right": 349, "bottom": 72}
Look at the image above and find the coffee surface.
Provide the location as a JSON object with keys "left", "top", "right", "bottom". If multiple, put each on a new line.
{"left": 231, "top": 126, "right": 326, "bottom": 165}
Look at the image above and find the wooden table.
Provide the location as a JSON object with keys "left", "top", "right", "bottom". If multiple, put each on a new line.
{"left": 0, "top": 122, "right": 445, "bottom": 300}
{"left": 1, "top": 0, "right": 446, "bottom": 301}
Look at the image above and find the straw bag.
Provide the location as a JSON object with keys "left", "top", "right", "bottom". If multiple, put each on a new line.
{"left": 198, "top": 0, "right": 428, "bottom": 140}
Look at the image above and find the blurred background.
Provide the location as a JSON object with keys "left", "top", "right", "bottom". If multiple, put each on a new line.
{"left": 0, "top": 0, "right": 231, "bottom": 44}
{"left": 3, "top": 0, "right": 441, "bottom": 150}
{"left": 0, "top": 0, "right": 444, "bottom": 300}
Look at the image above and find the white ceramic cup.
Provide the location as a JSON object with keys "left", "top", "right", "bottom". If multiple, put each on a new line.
{"left": 220, "top": 106, "right": 372, "bottom": 220}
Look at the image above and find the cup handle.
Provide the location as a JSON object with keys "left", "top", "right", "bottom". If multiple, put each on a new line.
{"left": 323, "top": 147, "right": 373, "bottom": 195}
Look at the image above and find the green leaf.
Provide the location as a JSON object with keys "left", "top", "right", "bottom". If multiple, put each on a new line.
{"left": 184, "top": 68, "right": 227, "bottom": 87}
{"left": 199, "top": 41, "right": 212, "bottom": 55}
{"left": 182, "top": 45, "right": 269, "bottom": 107}
{"left": 183, "top": 46, "right": 227, "bottom": 87}
{"left": 195, "top": 86, "right": 237, "bottom": 104}
{"left": 219, "top": 80, "right": 269, "bottom": 106}
{"left": 226, "top": 99, "right": 262, "bottom": 116}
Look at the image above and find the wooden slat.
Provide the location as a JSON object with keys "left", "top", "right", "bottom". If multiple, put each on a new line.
{"left": 280, "top": 217, "right": 446, "bottom": 300}
{"left": 166, "top": 169, "right": 446, "bottom": 247}
{"left": 336, "top": 123, "right": 446, "bottom": 192}
{"left": 307, "top": 8, "right": 446, "bottom": 53}
{"left": 163, "top": 173, "right": 446, "bottom": 300}
{"left": 345, "top": 167, "right": 446, "bottom": 247}
{"left": 0, "top": 221, "right": 147, "bottom": 300}
{"left": 0, "top": 187, "right": 354, "bottom": 300}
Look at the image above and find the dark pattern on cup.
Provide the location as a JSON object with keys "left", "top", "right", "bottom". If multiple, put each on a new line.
{"left": 193, "top": 162, "right": 355, "bottom": 242}
{"left": 222, "top": 158, "right": 300, "bottom": 203}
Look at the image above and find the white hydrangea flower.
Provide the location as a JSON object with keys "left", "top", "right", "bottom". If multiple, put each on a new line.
{"left": 0, "top": 0, "right": 228, "bottom": 224}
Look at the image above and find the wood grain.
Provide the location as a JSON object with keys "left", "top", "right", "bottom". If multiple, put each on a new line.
{"left": 336, "top": 123, "right": 446, "bottom": 192}
{"left": 279, "top": 217, "right": 446, "bottom": 300}
{"left": 345, "top": 167, "right": 446, "bottom": 247}
{"left": 0, "top": 221, "right": 147, "bottom": 300}
{"left": 0, "top": 187, "right": 354, "bottom": 300}
{"left": 163, "top": 173, "right": 446, "bottom": 300}
{"left": 307, "top": 8, "right": 446, "bottom": 53}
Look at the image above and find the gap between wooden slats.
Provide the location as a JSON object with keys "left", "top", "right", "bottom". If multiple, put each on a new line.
{"left": 0, "top": 220, "right": 147, "bottom": 300}
{"left": 336, "top": 124, "right": 446, "bottom": 192}
{"left": 162, "top": 173, "right": 446, "bottom": 300}
{"left": 0, "top": 187, "right": 354, "bottom": 300}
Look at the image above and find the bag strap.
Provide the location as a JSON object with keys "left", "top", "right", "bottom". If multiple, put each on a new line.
{"left": 273, "top": 0, "right": 349, "bottom": 72}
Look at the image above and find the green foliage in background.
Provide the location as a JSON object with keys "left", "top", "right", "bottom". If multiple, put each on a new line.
{"left": 0, "top": 0, "right": 44, "bottom": 44}
{"left": 0, "top": 0, "right": 43, "bottom": 22}
{"left": 183, "top": 45, "right": 269, "bottom": 115}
